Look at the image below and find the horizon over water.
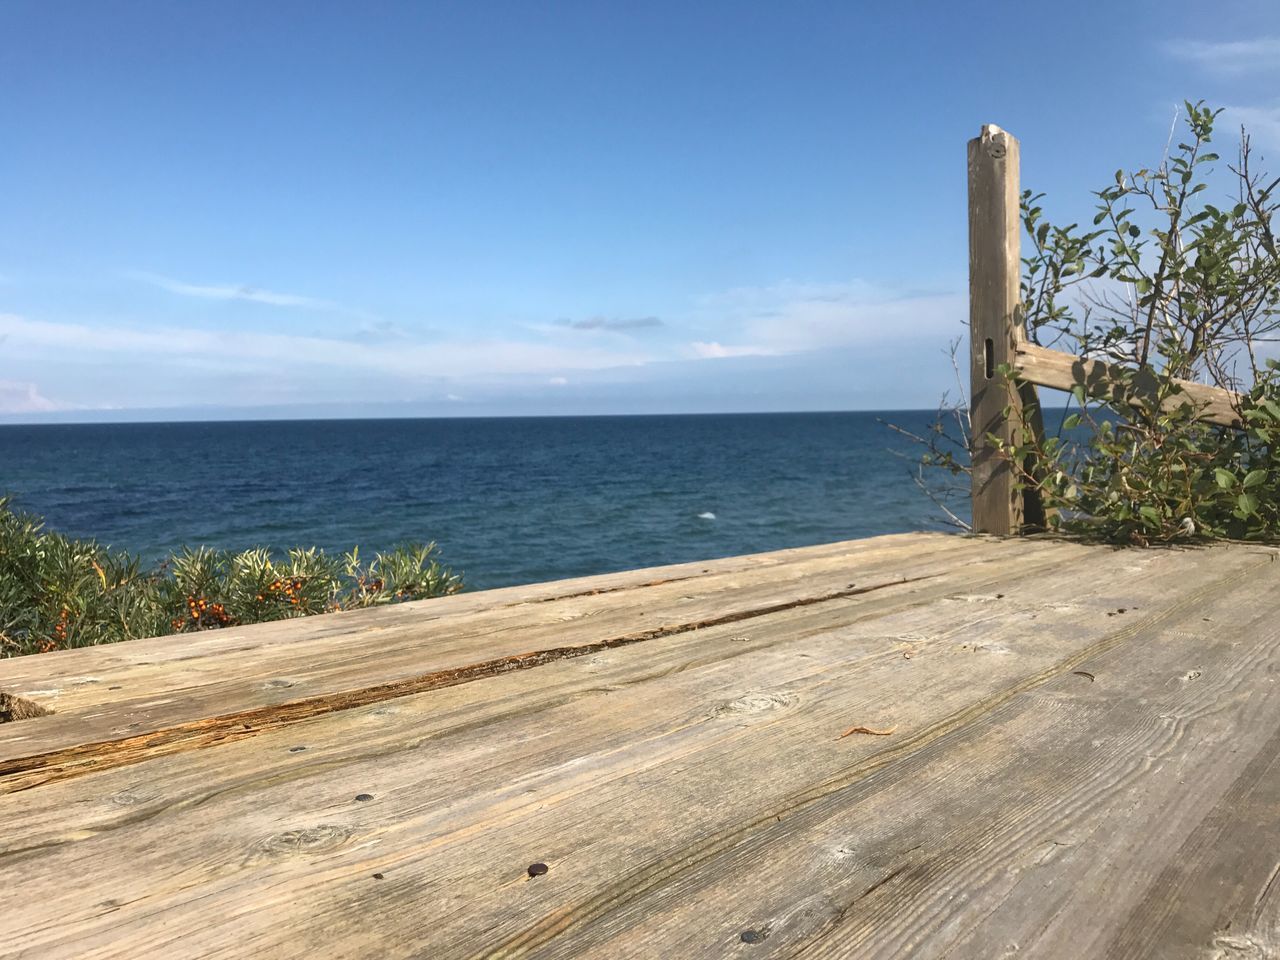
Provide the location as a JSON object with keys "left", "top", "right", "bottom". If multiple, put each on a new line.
{"left": 0, "top": 412, "right": 966, "bottom": 590}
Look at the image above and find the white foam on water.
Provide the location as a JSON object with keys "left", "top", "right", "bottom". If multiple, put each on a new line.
{"left": 697, "top": 511, "right": 716, "bottom": 520}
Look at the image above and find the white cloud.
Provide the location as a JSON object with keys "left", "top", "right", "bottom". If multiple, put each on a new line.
{"left": 0, "top": 312, "right": 655, "bottom": 384}
{"left": 689, "top": 341, "right": 776, "bottom": 359}
{"left": 1165, "top": 37, "right": 1280, "bottom": 75}
{"left": 694, "top": 280, "right": 963, "bottom": 355}
{"left": 1162, "top": 37, "right": 1280, "bottom": 154}
{"left": 563, "top": 316, "right": 664, "bottom": 331}
{"left": 1224, "top": 104, "right": 1280, "bottom": 153}
{"left": 135, "top": 272, "right": 367, "bottom": 316}
{"left": 2, "top": 273, "right": 967, "bottom": 413}
{"left": 0, "top": 380, "right": 60, "bottom": 413}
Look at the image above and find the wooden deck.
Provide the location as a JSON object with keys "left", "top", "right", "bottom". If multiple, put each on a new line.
{"left": 3, "top": 532, "right": 1280, "bottom": 958}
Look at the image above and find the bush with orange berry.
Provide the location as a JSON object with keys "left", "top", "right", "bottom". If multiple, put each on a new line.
{"left": 0, "top": 496, "right": 462, "bottom": 658}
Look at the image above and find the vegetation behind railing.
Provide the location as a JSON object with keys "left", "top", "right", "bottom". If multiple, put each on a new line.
{"left": 913, "top": 103, "right": 1280, "bottom": 545}
{"left": 0, "top": 495, "right": 462, "bottom": 658}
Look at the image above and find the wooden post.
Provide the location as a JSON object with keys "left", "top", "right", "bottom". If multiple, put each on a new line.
{"left": 968, "top": 124, "right": 1030, "bottom": 535}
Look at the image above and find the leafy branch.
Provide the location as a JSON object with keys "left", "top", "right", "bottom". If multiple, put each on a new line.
{"left": 0, "top": 496, "right": 462, "bottom": 658}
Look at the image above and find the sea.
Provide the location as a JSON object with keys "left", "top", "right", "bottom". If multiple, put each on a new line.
{"left": 0, "top": 412, "right": 965, "bottom": 590}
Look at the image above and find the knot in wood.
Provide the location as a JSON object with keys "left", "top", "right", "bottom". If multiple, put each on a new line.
{"left": 257, "top": 824, "right": 354, "bottom": 857}
{"left": 712, "top": 691, "right": 798, "bottom": 719}
{"left": 110, "top": 789, "right": 156, "bottom": 807}
{"left": 1209, "top": 934, "right": 1269, "bottom": 959}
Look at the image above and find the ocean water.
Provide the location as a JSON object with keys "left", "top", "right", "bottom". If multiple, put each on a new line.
{"left": 0, "top": 413, "right": 963, "bottom": 590}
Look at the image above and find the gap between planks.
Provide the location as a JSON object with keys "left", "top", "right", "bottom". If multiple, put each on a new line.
{"left": 0, "top": 573, "right": 936, "bottom": 793}
{"left": 0, "top": 532, "right": 981, "bottom": 716}
{"left": 0, "top": 543, "right": 1262, "bottom": 960}
{"left": 483, "top": 547, "right": 1274, "bottom": 958}
{"left": 0, "top": 535, "right": 1080, "bottom": 793}
{"left": 552, "top": 560, "right": 1280, "bottom": 959}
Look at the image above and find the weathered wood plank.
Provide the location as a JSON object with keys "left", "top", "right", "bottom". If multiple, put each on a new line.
{"left": 1014, "top": 340, "right": 1244, "bottom": 428}
{"left": 0, "top": 537, "right": 1107, "bottom": 845}
{"left": 969, "top": 123, "right": 1032, "bottom": 535}
{"left": 0, "top": 534, "right": 1062, "bottom": 788}
{"left": 0, "top": 532, "right": 971, "bottom": 715}
{"left": 1, "top": 540, "right": 1270, "bottom": 959}
{"left": 530, "top": 550, "right": 1280, "bottom": 959}
{"left": 1104, "top": 692, "right": 1280, "bottom": 958}
{"left": 0, "top": 532, "right": 945, "bottom": 697}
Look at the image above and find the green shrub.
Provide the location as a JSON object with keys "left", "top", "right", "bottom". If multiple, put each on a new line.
{"left": 0, "top": 496, "right": 462, "bottom": 657}
{"left": 913, "top": 102, "right": 1280, "bottom": 545}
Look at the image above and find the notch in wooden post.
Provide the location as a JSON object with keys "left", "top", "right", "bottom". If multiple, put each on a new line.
{"left": 968, "top": 124, "right": 1042, "bottom": 535}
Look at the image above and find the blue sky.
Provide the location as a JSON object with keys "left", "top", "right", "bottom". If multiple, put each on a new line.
{"left": 2, "top": 0, "right": 1278, "bottom": 420}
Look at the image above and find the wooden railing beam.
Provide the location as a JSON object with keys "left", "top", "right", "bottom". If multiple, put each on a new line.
{"left": 1013, "top": 342, "right": 1244, "bottom": 429}
{"left": 967, "top": 124, "right": 1246, "bottom": 537}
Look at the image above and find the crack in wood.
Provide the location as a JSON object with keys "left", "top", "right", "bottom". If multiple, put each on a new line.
{"left": 0, "top": 574, "right": 934, "bottom": 794}
{"left": 856, "top": 863, "right": 911, "bottom": 903}
{"left": 510, "top": 573, "right": 702, "bottom": 605}
{"left": 479, "top": 555, "right": 1268, "bottom": 959}
{"left": 1256, "top": 860, "right": 1280, "bottom": 916}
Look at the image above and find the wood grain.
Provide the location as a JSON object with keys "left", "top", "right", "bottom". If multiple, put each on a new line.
{"left": 525, "top": 551, "right": 1280, "bottom": 959}
{"left": 2, "top": 535, "right": 1275, "bottom": 959}
{"left": 1014, "top": 340, "right": 1244, "bottom": 428}
{"left": 968, "top": 123, "right": 1029, "bottom": 535}
{"left": 0, "top": 533, "right": 1066, "bottom": 788}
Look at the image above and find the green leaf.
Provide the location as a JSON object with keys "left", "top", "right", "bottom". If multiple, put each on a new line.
{"left": 1215, "top": 468, "right": 1237, "bottom": 490}
{"left": 1237, "top": 492, "right": 1260, "bottom": 517}
{"left": 1243, "top": 469, "right": 1268, "bottom": 489}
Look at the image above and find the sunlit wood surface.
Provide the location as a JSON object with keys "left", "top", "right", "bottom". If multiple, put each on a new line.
{"left": 2, "top": 532, "right": 1278, "bottom": 958}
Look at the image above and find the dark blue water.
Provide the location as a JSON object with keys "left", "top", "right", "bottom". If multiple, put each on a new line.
{"left": 0, "top": 413, "right": 962, "bottom": 589}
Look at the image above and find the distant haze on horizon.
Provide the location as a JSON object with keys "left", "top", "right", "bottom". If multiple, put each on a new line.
{"left": 2, "top": 0, "right": 1278, "bottom": 423}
